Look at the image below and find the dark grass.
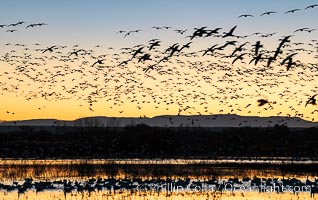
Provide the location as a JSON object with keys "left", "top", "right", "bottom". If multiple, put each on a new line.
{"left": 1, "top": 164, "right": 318, "bottom": 180}
{"left": 0, "top": 124, "right": 318, "bottom": 159}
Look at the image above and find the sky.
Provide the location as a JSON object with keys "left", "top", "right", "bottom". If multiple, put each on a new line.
{"left": 0, "top": 0, "right": 318, "bottom": 121}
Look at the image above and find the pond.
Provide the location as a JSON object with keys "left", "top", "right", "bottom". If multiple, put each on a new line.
{"left": 0, "top": 159, "right": 317, "bottom": 199}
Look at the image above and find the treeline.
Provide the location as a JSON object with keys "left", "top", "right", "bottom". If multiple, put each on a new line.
{"left": 0, "top": 124, "right": 318, "bottom": 159}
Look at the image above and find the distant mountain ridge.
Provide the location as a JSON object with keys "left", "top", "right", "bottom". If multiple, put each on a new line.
{"left": 0, "top": 114, "right": 317, "bottom": 128}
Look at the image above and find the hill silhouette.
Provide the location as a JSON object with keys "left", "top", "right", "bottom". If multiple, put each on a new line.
{"left": 1, "top": 114, "right": 317, "bottom": 128}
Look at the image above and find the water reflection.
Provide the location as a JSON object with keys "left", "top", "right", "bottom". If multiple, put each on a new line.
{"left": 1, "top": 162, "right": 318, "bottom": 180}
{"left": 0, "top": 191, "right": 314, "bottom": 200}
{"left": 0, "top": 160, "right": 318, "bottom": 199}
{"left": 0, "top": 185, "right": 316, "bottom": 200}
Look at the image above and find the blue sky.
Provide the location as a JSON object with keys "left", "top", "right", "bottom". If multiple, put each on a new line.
{"left": 1, "top": 0, "right": 317, "bottom": 47}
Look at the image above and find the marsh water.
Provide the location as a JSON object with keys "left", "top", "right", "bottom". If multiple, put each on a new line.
{"left": 0, "top": 159, "right": 318, "bottom": 199}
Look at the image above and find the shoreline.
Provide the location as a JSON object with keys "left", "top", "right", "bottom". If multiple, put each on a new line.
{"left": 1, "top": 158, "right": 318, "bottom": 166}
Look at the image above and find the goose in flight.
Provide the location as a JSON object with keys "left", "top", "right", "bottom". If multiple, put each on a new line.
{"left": 117, "top": 59, "right": 131, "bottom": 66}
{"left": 91, "top": 59, "right": 105, "bottom": 67}
{"left": 284, "top": 9, "right": 301, "bottom": 14}
{"left": 6, "top": 30, "right": 18, "bottom": 32}
{"left": 232, "top": 53, "right": 247, "bottom": 64}
{"left": 116, "top": 30, "right": 126, "bottom": 34}
{"left": 149, "top": 40, "right": 161, "bottom": 51}
{"left": 252, "top": 41, "right": 263, "bottom": 56}
{"left": 305, "top": 29, "right": 316, "bottom": 33}
{"left": 223, "top": 26, "right": 237, "bottom": 38}
{"left": 165, "top": 43, "right": 181, "bottom": 57}
{"left": 131, "top": 47, "right": 144, "bottom": 59}
{"left": 124, "top": 31, "right": 133, "bottom": 38}
{"left": 305, "top": 94, "right": 317, "bottom": 107}
{"left": 189, "top": 26, "right": 208, "bottom": 40}
{"left": 285, "top": 57, "right": 297, "bottom": 71}
{"left": 281, "top": 53, "right": 298, "bottom": 66}
{"left": 174, "top": 29, "right": 187, "bottom": 34}
{"left": 42, "top": 46, "right": 57, "bottom": 53}
{"left": 144, "top": 64, "right": 156, "bottom": 73}
{"left": 257, "top": 99, "right": 270, "bottom": 107}
{"left": 26, "top": 23, "right": 47, "bottom": 29}
{"left": 68, "top": 49, "right": 84, "bottom": 57}
{"left": 260, "top": 11, "right": 277, "bottom": 16}
{"left": 180, "top": 42, "right": 192, "bottom": 51}
{"left": 204, "top": 28, "right": 222, "bottom": 37}
{"left": 260, "top": 32, "right": 277, "bottom": 37}
{"left": 270, "top": 35, "right": 292, "bottom": 61}
{"left": 294, "top": 28, "right": 310, "bottom": 33}
{"left": 202, "top": 44, "right": 218, "bottom": 56}
{"left": 305, "top": 4, "right": 318, "bottom": 10}
{"left": 238, "top": 14, "right": 254, "bottom": 18}
{"left": 7, "top": 21, "right": 26, "bottom": 26}
{"left": 249, "top": 53, "right": 264, "bottom": 65}
{"left": 230, "top": 42, "right": 248, "bottom": 56}
{"left": 138, "top": 53, "right": 151, "bottom": 63}
{"left": 124, "top": 29, "right": 142, "bottom": 38}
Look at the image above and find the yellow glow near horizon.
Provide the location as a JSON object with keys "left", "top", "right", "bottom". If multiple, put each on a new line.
{"left": 1, "top": 49, "right": 317, "bottom": 122}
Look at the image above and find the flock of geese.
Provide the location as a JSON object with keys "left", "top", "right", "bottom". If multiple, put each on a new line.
{"left": 237, "top": 4, "right": 318, "bottom": 17}
{"left": 0, "top": 176, "right": 317, "bottom": 197}
{"left": 0, "top": 21, "right": 47, "bottom": 32}
{"left": 0, "top": 3, "right": 318, "bottom": 123}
